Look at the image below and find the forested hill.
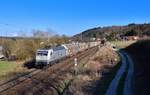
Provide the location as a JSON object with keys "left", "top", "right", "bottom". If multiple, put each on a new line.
{"left": 73, "top": 23, "right": 150, "bottom": 41}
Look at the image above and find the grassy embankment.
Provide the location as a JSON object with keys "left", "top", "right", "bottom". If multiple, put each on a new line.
{"left": 62, "top": 41, "right": 134, "bottom": 95}
{"left": 95, "top": 41, "right": 136, "bottom": 95}
{"left": 63, "top": 45, "right": 121, "bottom": 95}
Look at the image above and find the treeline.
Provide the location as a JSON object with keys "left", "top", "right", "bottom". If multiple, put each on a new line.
{"left": 0, "top": 31, "right": 69, "bottom": 60}
{"left": 73, "top": 23, "right": 150, "bottom": 41}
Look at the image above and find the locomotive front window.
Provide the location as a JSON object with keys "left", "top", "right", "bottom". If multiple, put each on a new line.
{"left": 43, "top": 53, "right": 48, "bottom": 56}
{"left": 37, "top": 52, "right": 48, "bottom": 56}
{"left": 37, "top": 53, "right": 42, "bottom": 56}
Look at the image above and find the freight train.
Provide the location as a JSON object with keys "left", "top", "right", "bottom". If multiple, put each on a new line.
{"left": 35, "top": 41, "right": 100, "bottom": 66}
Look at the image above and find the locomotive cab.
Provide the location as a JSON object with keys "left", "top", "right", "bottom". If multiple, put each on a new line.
{"left": 36, "top": 49, "right": 52, "bottom": 65}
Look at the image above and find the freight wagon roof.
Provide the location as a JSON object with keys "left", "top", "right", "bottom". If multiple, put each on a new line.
{"left": 53, "top": 46, "right": 66, "bottom": 51}
{"left": 38, "top": 45, "right": 66, "bottom": 51}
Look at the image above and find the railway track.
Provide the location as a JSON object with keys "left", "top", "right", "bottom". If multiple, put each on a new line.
{"left": 30, "top": 46, "right": 98, "bottom": 95}
{"left": 0, "top": 69, "right": 41, "bottom": 93}
{"left": 0, "top": 46, "right": 98, "bottom": 95}
{"left": 0, "top": 48, "right": 90, "bottom": 93}
{"left": 60, "top": 46, "right": 99, "bottom": 95}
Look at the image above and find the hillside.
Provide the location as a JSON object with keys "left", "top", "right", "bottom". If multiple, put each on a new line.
{"left": 73, "top": 23, "right": 150, "bottom": 41}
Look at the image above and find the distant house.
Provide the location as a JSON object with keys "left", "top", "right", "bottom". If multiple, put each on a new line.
{"left": 127, "top": 36, "right": 139, "bottom": 40}
{"left": 0, "top": 46, "right": 4, "bottom": 59}
{"left": 123, "top": 36, "right": 139, "bottom": 41}
{"left": 142, "top": 35, "right": 150, "bottom": 40}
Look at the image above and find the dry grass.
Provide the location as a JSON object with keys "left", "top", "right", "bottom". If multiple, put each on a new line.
{"left": 63, "top": 45, "right": 120, "bottom": 95}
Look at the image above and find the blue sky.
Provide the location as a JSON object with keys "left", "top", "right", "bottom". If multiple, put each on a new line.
{"left": 0, "top": 0, "right": 150, "bottom": 36}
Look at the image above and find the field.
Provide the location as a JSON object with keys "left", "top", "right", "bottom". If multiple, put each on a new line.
{"left": 0, "top": 61, "right": 29, "bottom": 80}
{"left": 110, "top": 41, "right": 136, "bottom": 49}
{"left": 0, "top": 61, "right": 17, "bottom": 77}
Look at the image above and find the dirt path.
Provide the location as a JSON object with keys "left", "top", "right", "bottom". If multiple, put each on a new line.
{"left": 123, "top": 52, "right": 134, "bottom": 95}
{"left": 105, "top": 51, "right": 128, "bottom": 95}
{"left": 105, "top": 50, "right": 134, "bottom": 95}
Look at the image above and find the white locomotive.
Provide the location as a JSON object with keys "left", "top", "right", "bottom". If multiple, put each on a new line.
{"left": 36, "top": 45, "right": 68, "bottom": 65}
{"left": 35, "top": 41, "right": 100, "bottom": 66}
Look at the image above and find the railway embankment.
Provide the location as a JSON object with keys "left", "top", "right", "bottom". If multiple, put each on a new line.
{"left": 63, "top": 45, "right": 120, "bottom": 95}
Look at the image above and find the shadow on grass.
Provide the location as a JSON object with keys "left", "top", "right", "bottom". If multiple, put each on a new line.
{"left": 23, "top": 59, "right": 36, "bottom": 69}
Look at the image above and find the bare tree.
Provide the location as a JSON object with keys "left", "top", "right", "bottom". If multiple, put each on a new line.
{"left": 2, "top": 40, "right": 13, "bottom": 58}
{"left": 32, "top": 30, "right": 49, "bottom": 38}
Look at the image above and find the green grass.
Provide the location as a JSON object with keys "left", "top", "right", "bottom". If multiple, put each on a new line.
{"left": 0, "top": 61, "right": 19, "bottom": 80}
{"left": 110, "top": 41, "right": 136, "bottom": 49}
{"left": 0, "top": 61, "right": 17, "bottom": 73}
